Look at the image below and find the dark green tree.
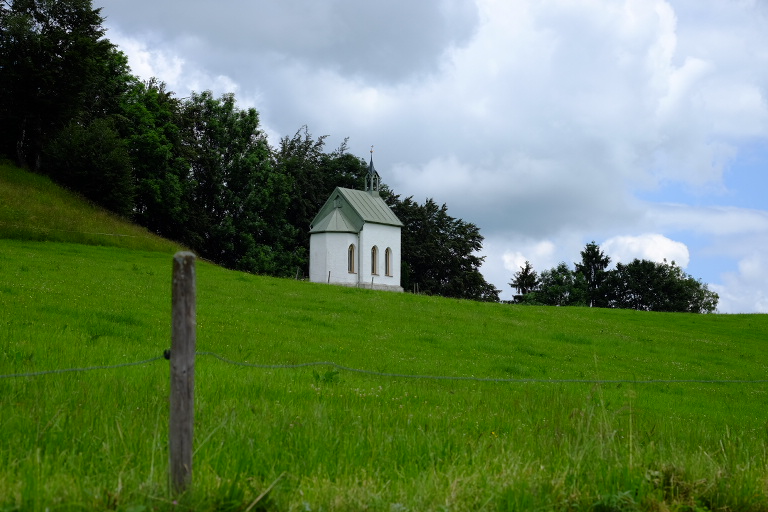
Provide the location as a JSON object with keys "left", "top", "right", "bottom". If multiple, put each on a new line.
{"left": 0, "top": 0, "right": 130, "bottom": 169}
{"left": 537, "top": 262, "right": 587, "bottom": 306}
{"left": 181, "top": 91, "right": 299, "bottom": 275}
{"left": 604, "top": 258, "right": 718, "bottom": 313}
{"left": 574, "top": 241, "right": 611, "bottom": 307}
{"left": 41, "top": 117, "right": 134, "bottom": 216}
{"left": 274, "top": 127, "right": 329, "bottom": 256}
{"left": 510, "top": 260, "right": 540, "bottom": 302}
{"left": 119, "top": 78, "right": 189, "bottom": 239}
{"left": 678, "top": 272, "right": 719, "bottom": 314}
{"left": 388, "top": 195, "right": 499, "bottom": 301}
{"left": 273, "top": 128, "right": 373, "bottom": 274}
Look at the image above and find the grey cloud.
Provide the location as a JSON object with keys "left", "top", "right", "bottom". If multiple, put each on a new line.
{"left": 101, "top": 0, "right": 480, "bottom": 84}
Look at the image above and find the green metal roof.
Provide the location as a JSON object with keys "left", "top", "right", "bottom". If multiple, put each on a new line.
{"left": 310, "top": 187, "right": 403, "bottom": 234}
{"left": 309, "top": 207, "right": 357, "bottom": 233}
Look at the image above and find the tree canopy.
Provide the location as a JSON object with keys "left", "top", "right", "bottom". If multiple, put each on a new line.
{"left": 604, "top": 258, "right": 718, "bottom": 313}
{"left": 180, "top": 91, "right": 299, "bottom": 275}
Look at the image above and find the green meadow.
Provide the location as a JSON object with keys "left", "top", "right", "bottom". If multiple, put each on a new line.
{"left": 1, "top": 162, "right": 767, "bottom": 511}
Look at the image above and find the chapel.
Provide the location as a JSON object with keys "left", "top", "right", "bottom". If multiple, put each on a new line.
{"left": 308, "top": 153, "right": 403, "bottom": 292}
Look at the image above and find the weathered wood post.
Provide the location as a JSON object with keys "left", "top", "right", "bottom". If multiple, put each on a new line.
{"left": 170, "top": 251, "right": 196, "bottom": 493}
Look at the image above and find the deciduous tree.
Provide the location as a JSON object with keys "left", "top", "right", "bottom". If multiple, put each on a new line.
{"left": 42, "top": 117, "right": 134, "bottom": 216}
{"left": 181, "top": 91, "right": 299, "bottom": 275}
{"left": 604, "top": 258, "right": 718, "bottom": 313}
{"left": 537, "top": 262, "right": 587, "bottom": 306}
{"left": 119, "top": 78, "right": 189, "bottom": 240}
{"left": 0, "top": 0, "right": 130, "bottom": 169}
{"left": 388, "top": 196, "right": 499, "bottom": 301}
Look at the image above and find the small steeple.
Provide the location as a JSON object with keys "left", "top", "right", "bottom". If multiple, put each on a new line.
{"left": 366, "top": 145, "right": 381, "bottom": 195}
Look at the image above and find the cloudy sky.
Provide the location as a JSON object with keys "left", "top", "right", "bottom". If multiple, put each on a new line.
{"left": 100, "top": 0, "right": 768, "bottom": 312}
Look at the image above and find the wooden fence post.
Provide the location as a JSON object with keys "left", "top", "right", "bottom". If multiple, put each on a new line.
{"left": 170, "top": 251, "right": 196, "bottom": 493}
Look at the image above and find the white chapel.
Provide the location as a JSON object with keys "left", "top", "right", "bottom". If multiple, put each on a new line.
{"left": 309, "top": 154, "right": 404, "bottom": 292}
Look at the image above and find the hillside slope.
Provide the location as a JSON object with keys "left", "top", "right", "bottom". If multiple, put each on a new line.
{"left": 0, "top": 160, "right": 184, "bottom": 253}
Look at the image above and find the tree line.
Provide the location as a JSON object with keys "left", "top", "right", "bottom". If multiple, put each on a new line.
{"left": 510, "top": 242, "right": 719, "bottom": 313}
{"left": 0, "top": 0, "right": 498, "bottom": 301}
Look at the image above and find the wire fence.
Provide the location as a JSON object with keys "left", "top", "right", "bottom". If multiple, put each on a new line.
{"left": 0, "top": 356, "right": 166, "bottom": 379}
{"left": 1, "top": 351, "right": 766, "bottom": 384}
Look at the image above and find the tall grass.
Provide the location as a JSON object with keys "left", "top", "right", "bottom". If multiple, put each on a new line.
{"left": 1, "top": 163, "right": 767, "bottom": 510}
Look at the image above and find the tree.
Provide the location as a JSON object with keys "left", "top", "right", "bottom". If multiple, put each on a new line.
{"left": 272, "top": 128, "right": 373, "bottom": 275}
{"left": 273, "top": 127, "right": 329, "bottom": 258}
{"left": 510, "top": 260, "right": 540, "bottom": 302}
{"left": 574, "top": 241, "right": 611, "bottom": 307}
{"left": 388, "top": 195, "right": 499, "bottom": 301}
{"left": 0, "top": 0, "right": 130, "bottom": 169}
{"left": 119, "top": 78, "right": 189, "bottom": 239}
{"left": 604, "top": 259, "right": 718, "bottom": 313}
{"left": 181, "top": 91, "right": 299, "bottom": 275}
{"left": 537, "top": 262, "right": 587, "bottom": 306}
{"left": 42, "top": 117, "right": 134, "bottom": 216}
{"left": 679, "top": 273, "right": 719, "bottom": 314}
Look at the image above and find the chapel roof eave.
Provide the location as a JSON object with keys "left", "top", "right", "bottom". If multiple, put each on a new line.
{"left": 309, "top": 207, "right": 358, "bottom": 234}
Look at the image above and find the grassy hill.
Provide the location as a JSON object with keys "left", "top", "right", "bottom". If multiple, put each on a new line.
{"left": 1, "top": 162, "right": 767, "bottom": 511}
{"left": 0, "top": 160, "right": 184, "bottom": 253}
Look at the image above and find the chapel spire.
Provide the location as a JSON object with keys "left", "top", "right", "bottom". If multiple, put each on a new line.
{"left": 366, "top": 145, "right": 381, "bottom": 195}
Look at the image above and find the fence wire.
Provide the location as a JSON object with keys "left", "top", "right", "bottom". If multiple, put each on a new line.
{"left": 0, "top": 221, "right": 144, "bottom": 238}
{"left": 1, "top": 351, "right": 766, "bottom": 384}
{"left": 0, "top": 356, "right": 165, "bottom": 379}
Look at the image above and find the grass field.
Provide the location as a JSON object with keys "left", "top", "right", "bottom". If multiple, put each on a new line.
{"left": 1, "top": 163, "right": 767, "bottom": 511}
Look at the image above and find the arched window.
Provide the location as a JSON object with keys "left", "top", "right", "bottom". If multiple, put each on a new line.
{"left": 371, "top": 246, "right": 379, "bottom": 275}
{"left": 348, "top": 244, "right": 356, "bottom": 273}
{"left": 385, "top": 248, "right": 393, "bottom": 276}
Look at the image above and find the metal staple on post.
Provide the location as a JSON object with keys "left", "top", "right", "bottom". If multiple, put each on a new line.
{"left": 170, "top": 251, "right": 196, "bottom": 493}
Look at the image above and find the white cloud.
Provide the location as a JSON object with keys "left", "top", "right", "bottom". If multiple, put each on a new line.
{"left": 712, "top": 253, "right": 768, "bottom": 313}
{"left": 602, "top": 233, "right": 690, "bottom": 267}
{"left": 502, "top": 240, "right": 557, "bottom": 274}
{"left": 109, "top": 33, "right": 184, "bottom": 85}
{"left": 108, "top": 30, "right": 241, "bottom": 100}
{"left": 484, "top": 235, "right": 585, "bottom": 300}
